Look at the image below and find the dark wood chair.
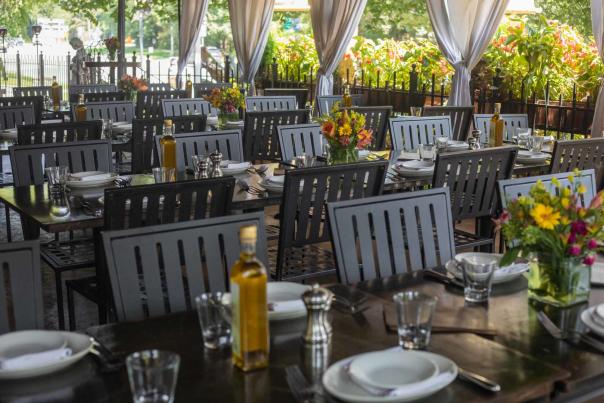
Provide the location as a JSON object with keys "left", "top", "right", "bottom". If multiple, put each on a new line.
{"left": 0, "top": 96, "right": 44, "bottom": 124}
{"left": 136, "top": 90, "right": 187, "bottom": 119}
{"left": 85, "top": 101, "right": 135, "bottom": 122}
{"left": 327, "top": 188, "right": 455, "bottom": 284}
{"left": 0, "top": 240, "right": 44, "bottom": 333}
{"left": 316, "top": 94, "right": 363, "bottom": 116}
{"left": 17, "top": 121, "right": 103, "bottom": 145}
{"left": 245, "top": 96, "right": 298, "bottom": 111}
{"left": 433, "top": 146, "right": 517, "bottom": 251}
{"left": 13, "top": 86, "right": 53, "bottom": 98}
{"left": 423, "top": 106, "right": 473, "bottom": 141}
{"left": 193, "top": 82, "right": 231, "bottom": 97}
{"left": 277, "top": 123, "right": 324, "bottom": 162}
{"left": 273, "top": 160, "right": 388, "bottom": 281}
{"left": 102, "top": 212, "right": 267, "bottom": 322}
{"left": 549, "top": 139, "right": 604, "bottom": 181}
{"left": 345, "top": 106, "right": 392, "bottom": 149}
{"left": 155, "top": 130, "right": 243, "bottom": 171}
{"left": 161, "top": 98, "right": 212, "bottom": 117}
{"left": 67, "top": 177, "right": 237, "bottom": 327}
{"left": 0, "top": 105, "right": 35, "bottom": 129}
{"left": 130, "top": 115, "right": 206, "bottom": 173}
{"left": 264, "top": 88, "right": 308, "bottom": 109}
{"left": 473, "top": 114, "right": 529, "bottom": 144}
{"left": 69, "top": 91, "right": 126, "bottom": 104}
{"left": 389, "top": 116, "right": 453, "bottom": 151}
{"left": 68, "top": 84, "right": 117, "bottom": 97}
{"left": 243, "top": 110, "right": 308, "bottom": 162}
{"left": 148, "top": 83, "right": 172, "bottom": 92}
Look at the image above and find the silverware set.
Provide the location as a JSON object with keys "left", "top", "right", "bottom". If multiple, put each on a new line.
{"left": 114, "top": 176, "right": 132, "bottom": 188}
{"left": 79, "top": 199, "right": 102, "bottom": 217}
{"left": 236, "top": 179, "right": 265, "bottom": 196}
{"left": 537, "top": 310, "right": 604, "bottom": 353}
{"left": 246, "top": 165, "right": 269, "bottom": 177}
{"left": 88, "top": 335, "right": 123, "bottom": 373}
{"left": 286, "top": 365, "right": 334, "bottom": 403}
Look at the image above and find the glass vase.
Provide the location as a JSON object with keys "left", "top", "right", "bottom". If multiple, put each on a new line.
{"left": 527, "top": 253, "right": 591, "bottom": 307}
{"left": 218, "top": 112, "right": 240, "bottom": 128}
{"left": 329, "top": 147, "right": 359, "bottom": 164}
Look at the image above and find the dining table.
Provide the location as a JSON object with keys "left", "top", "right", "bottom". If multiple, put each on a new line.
{"left": 1, "top": 270, "right": 603, "bottom": 402}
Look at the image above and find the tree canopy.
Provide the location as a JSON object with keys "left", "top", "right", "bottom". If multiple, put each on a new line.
{"left": 535, "top": 0, "right": 592, "bottom": 36}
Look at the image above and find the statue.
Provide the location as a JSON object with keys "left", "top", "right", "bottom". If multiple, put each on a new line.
{"left": 69, "top": 37, "right": 89, "bottom": 84}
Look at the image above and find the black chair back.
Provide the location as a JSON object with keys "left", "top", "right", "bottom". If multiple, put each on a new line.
{"left": 423, "top": 106, "right": 473, "bottom": 141}
{"left": 389, "top": 116, "right": 453, "bottom": 151}
{"left": 316, "top": 95, "right": 363, "bottom": 116}
{"left": 69, "top": 91, "right": 126, "bottom": 104}
{"left": 0, "top": 105, "right": 35, "bottom": 129}
{"left": 550, "top": 138, "right": 604, "bottom": 175}
{"left": 161, "top": 98, "right": 212, "bottom": 117}
{"left": 264, "top": 88, "right": 308, "bottom": 109}
{"left": 245, "top": 96, "right": 298, "bottom": 111}
{"left": 193, "top": 82, "right": 231, "bottom": 97}
{"left": 69, "top": 84, "right": 117, "bottom": 96}
{"left": 17, "top": 121, "right": 103, "bottom": 145}
{"left": 13, "top": 86, "right": 52, "bottom": 98}
{"left": 346, "top": 106, "right": 392, "bottom": 149}
{"left": 243, "top": 110, "right": 308, "bottom": 161}
{"left": 0, "top": 96, "right": 43, "bottom": 124}
{"left": 136, "top": 90, "right": 187, "bottom": 119}
{"left": 148, "top": 83, "right": 172, "bottom": 92}
{"left": 85, "top": 101, "right": 135, "bottom": 122}
{"left": 277, "top": 123, "right": 324, "bottom": 162}
{"left": 327, "top": 188, "right": 456, "bottom": 284}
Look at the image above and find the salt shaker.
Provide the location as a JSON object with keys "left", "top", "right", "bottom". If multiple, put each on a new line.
{"left": 209, "top": 150, "right": 223, "bottom": 177}
{"left": 302, "top": 284, "right": 333, "bottom": 346}
{"left": 468, "top": 129, "right": 481, "bottom": 150}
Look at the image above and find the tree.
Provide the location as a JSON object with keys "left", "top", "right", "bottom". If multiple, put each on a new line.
{"left": 1, "top": 0, "right": 49, "bottom": 38}
{"left": 358, "top": 0, "right": 431, "bottom": 40}
{"left": 535, "top": 0, "right": 592, "bottom": 36}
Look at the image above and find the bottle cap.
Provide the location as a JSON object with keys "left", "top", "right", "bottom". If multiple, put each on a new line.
{"left": 240, "top": 225, "right": 257, "bottom": 242}
{"left": 164, "top": 119, "right": 173, "bottom": 126}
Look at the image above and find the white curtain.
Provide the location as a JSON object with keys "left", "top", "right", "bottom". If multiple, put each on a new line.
{"left": 591, "top": 0, "right": 604, "bottom": 137}
{"left": 178, "top": 0, "right": 210, "bottom": 86}
{"left": 228, "top": 0, "right": 276, "bottom": 95}
{"left": 426, "top": 0, "right": 509, "bottom": 106}
{"left": 310, "top": 0, "right": 367, "bottom": 98}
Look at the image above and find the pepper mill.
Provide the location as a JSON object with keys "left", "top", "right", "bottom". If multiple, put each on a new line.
{"left": 209, "top": 150, "right": 223, "bottom": 177}
{"left": 195, "top": 159, "right": 209, "bottom": 179}
{"left": 468, "top": 129, "right": 481, "bottom": 150}
{"left": 302, "top": 284, "right": 333, "bottom": 346}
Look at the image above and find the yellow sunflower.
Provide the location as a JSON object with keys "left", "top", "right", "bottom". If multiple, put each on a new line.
{"left": 530, "top": 203, "right": 560, "bottom": 230}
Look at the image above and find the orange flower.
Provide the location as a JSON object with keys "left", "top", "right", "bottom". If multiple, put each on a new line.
{"left": 321, "top": 121, "right": 335, "bottom": 138}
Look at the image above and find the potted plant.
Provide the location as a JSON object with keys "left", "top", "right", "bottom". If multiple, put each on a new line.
{"left": 499, "top": 171, "right": 604, "bottom": 307}
{"left": 204, "top": 86, "right": 244, "bottom": 127}
{"left": 118, "top": 75, "right": 148, "bottom": 101}
{"left": 318, "top": 103, "right": 373, "bottom": 163}
{"left": 103, "top": 37, "right": 120, "bottom": 61}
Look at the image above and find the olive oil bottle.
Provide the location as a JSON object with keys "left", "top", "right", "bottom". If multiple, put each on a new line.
{"left": 160, "top": 119, "right": 177, "bottom": 170}
{"left": 342, "top": 84, "right": 353, "bottom": 108}
{"left": 51, "top": 76, "right": 61, "bottom": 110}
{"left": 489, "top": 103, "right": 504, "bottom": 147}
{"left": 230, "top": 225, "right": 269, "bottom": 372}
{"left": 75, "top": 94, "right": 87, "bottom": 122}
{"left": 185, "top": 74, "right": 193, "bottom": 98}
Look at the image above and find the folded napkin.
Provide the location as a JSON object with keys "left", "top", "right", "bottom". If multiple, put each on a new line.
{"left": 225, "top": 162, "right": 251, "bottom": 170}
{"left": 592, "top": 304, "right": 604, "bottom": 328}
{"left": 496, "top": 262, "right": 528, "bottom": 275}
{"left": 267, "top": 176, "right": 285, "bottom": 185}
{"left": 0, "top": 347, "right": 72, "bottom": 370}
{"left": 269, "top": 300, "right": 306, "bottom": 313}
{"left": 592, "top": 262, "right": 604, "bottom": 285}
{"left": 69, "top": 172, "right": 112, "bottom": 182}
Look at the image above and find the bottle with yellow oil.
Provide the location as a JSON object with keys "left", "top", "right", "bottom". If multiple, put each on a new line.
{"left": 230, "top": 225, "right": 269, "bottom": 372}
{"left": 51, "top": 76, "right": 61, "bottom": 110}
{"left": 75, "top": 94, "right": 87, "bottom": 122}
{"left": 160, "top": 119, "right": 177, "bottom": 169}
{"left": 489, "top": 103, "right": 504, "bottom": 147}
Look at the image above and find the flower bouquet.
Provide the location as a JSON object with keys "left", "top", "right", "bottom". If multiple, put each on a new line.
{"left": 118, "top": 75, "right": 148, "bottom": 101}
{"left": 318, "top": 103, "right": 373, "bottom": 163}
{"left": 104, "top": 37, "right": 120, "bottom": 61}
{"left": 499, "top": 171, "right": 604, "bottom": 306}
{"left": 204, "top": 86, "right": 244, "bottom": 126}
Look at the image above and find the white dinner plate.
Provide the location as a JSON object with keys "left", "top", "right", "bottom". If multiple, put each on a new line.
{"left": 447, "top": 140, "right": 469, "bottom": 150}
{"left": 348, "top": 350, "right": 439, "bottom": 391}
{"left": 392, "top": 162, "right": 434, "bottom": 178}
{"left": 516, "top": 151, "right": 549, "bottom": 164}
{"left": 0, "top": 331, "right": 93, "bottom": 380}
{"left": 323, "top": 350, "right": 457, "bottom": 403}
{"left": 258, "top": 176, "right": 304, "bottom": 193}
{"left": 220, "top": 161, "right": 251, "bottom": 175}
{"left": 0, "top": 128, "right": 17, "bottom": 139}
{"left": 67, "top": 172, "right": 116, "bottom": 189}
{"left": 445, "top": 252, "right": 529, "bottom": 284}
{"left": 581, "top": 307, "right": 604, "bottom": 338}
{"left": 225, "top": 121, "right": 244, "bottom": 129}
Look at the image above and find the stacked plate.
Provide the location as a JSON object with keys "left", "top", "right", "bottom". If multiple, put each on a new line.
{"left": 447, "top": 140, "right": 469, "bottom": 151}
{"left": 323, "top": 349, "right": 457, "bottom": 402}
{"left": 516, "top": 150, "right": 549, "bottom": 165}
{"left": 581, "top": 304, "right": 604, "bottom": 338}
{"left": 392, "top": 160, "right": 434, "bottom": 178}
{"left": 67, "top": 171, "right": 117, "bottom": 189}
{"left": 258, "top": 175, "right": 304, "bottom": 193}
{"left": 0, "top": 128, "right": 17, "bottom": 140}
{"left": 220, "top": 160, "right": 251, "bottom": 175}
{"left": 206, "top": 116, "right": 219, "bottom": 127}
{"left": 111, "top": 122, "right": 132, "bottom": 134}
{"left": 446, "top": 252, "right": 529, "bottom": 284}
{"left": 224, "top": 121, "right": 244, "bottom": 129}
{"left": 0, "top": 331, "right": 93, "bottom": 379}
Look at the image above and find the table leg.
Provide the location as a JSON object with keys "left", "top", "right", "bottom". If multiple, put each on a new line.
{"left": 477, "top": 217, "right": 494, "bottom": 253}
{"left": 55, "top": 271, "right": 66, "bottom": 330}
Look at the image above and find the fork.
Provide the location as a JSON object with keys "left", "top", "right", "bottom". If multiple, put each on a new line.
{"left": 537, "top": 310, "right": 604, "bottom": 353}
{"left": 236, "top": 179, "right": 265, "bottom": 196}
{"left": 285, "top": 365, "right": 333, "bottom": 403}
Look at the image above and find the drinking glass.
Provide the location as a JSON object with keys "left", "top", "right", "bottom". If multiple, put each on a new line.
{"left": 152, "top": 167, "right": 176, "bottom": 183}
{"left": 418, "top": 144, "right": 435, "bottom": 161}
{"left": 126, "top": 350, "right": 180, "bottom": 403}
{"left": 191, "top": 155, "right": 209, "bottom": 173}
{"left": 459, "top": 255, "right": 498, "bottom": 303}
{"left": 392, "top": 291, "right": 437, "bottom": 350}
{"left": 102, "top": 119, "right": 113, "bottom": 139}
{"left": 515, "top": 128, "right": 531, "bottom": 149}
{"left": 295, "top": 154, "right": 314, "bottom": 168}
{"left": 195, "top": 292, "right": 232, "bottom": 350}
{"left": 321, "top": 143, "right": 331, "bottom": 160}
{"left": 435, "top": 136, "right": 448, "bottom": 153}
{"left": 528, "top": 135, "right": 544, "bottom": 152}
{"left": 45, "top": 166, "right": 69, "bottom": 195}
{"left": 410, "top": 106, "right": 423, "bottom": 117}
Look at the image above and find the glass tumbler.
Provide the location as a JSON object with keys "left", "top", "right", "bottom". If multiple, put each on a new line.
{"left": 152, "top": 167, "right": 176, "bottom": 183}
{"left": 418, "top": 144, "right": 435, "bottom": 161}
{"left": 45, "top": 166, "right": 69, "bottom": 195}
{"left": 392, "top": 291, "right": 438, "bottom": 350}
{"left": 195, "top": 292, "right": 232, "bottom": 350}
{"left": 529, "top": 135, "right": 544, "bottom": 152}
{"left": 410, "top": 106, "right": 423, "bottom": 117}
{"left": 459, "top": 255, "right": 498, "bottom": 303}
{"left": 126, "top": 350, "right": 180, "bottom": 403}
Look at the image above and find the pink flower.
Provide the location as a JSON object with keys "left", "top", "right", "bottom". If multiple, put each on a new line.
{"left": 587, "top": 239, "right": 598, "bottom": 250}
{"left": 571, "top": 220, "right": 588, "bottom": 236}
{"left": 567, "top": 232, "right": 577, "bottom": 244}
{"left": 568, "top": 245, "right": 582, "bottom": 256}
{"left": 583, "top": 255, "right": 596, "bottom": 266}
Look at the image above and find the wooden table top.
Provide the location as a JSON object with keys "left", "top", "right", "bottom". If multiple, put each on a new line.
{"left": 2, "top": 271, "right": 603, "bottom": 402}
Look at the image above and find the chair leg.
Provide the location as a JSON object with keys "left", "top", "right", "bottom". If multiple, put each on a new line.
{"left": 67, "top": 285, "right": 76, "bottom": 331}
{"left": 54, "top": 271, "right": 66, "bottom": 330}
{"left": 4, "top": 204, "right": 11, "bottom": 242}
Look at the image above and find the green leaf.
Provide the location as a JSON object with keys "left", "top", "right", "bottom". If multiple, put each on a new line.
{"left": 501, "top": 248, "right": 521, "bottom": 266}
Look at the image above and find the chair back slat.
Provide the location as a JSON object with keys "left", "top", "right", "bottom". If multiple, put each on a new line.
{"left": 136, "top": 90, "right": 187, "bottom": 119}
{"left": 0, "top": 96, "right": 44, "bottom": 124}
{"left": 389, "top": 116, "right": 453, "bottom": 151}
{"left": 13, "top": 86, "right": 53, "bottom": 98}
{"left": 473, "top": 114, "right": 529, "bottom": 143}
{"left": 276, "top": 160, "right": 388, "bottom": 279}
{"left": 17, "top": 121, "right": 103, "bottom": 145}
{"left": 69, "top": 84, "right": 117, "bottom": 96}
{"left": 193, "top": 83, "right": 232, "bottom": 97}
{"left": 423, "top": 106, "right": 473, "bottom": 141}
{"left": 347, "top": 106, "right": 392, "bottom": 149}
{"left": 131, "top": 116, "right": 206, "bottom": 173}
{"left": 102, "top": 212, "right": 268, "bottom": 322}
{"left": 10, "top": 140, "right": 112, "bottom": 186}
{"left": 327, "top": 188, "right": 455, "bottom": 284}
{"left": 0, "top": 105, "right": 35, "bottom": 129}
{"left": 245, "top": 96, "right": 298, "bottom": 111}
{"left": 85, "top": 101, "right": 135, "bottom": 122}
{"left": 69, "top": 91, "right": 126, "bottom": 104}
{"left": 161, "top": 98, "right": 212, "bottom": 117}
{"left": 277, "top": 123, "right": 324, "bottom": 162}
{"left": 263, "top": 88, "right": 308, "bottom": 109}
{"left": 433, "top": 146, "right": 517, "bottom": 220}
{"left": 550, "top": 138, "right": 604, "bottom": 175}
{"left": 316, "top": 95, "right": 363, "bottom": 116}
{"left": 0, "top": 240, "right": 43, "bottom": 333}
{"left": 498, "top": 169, "right": 597, "bottom": 209}
{"left": 155, "top": 130, "right": 243, "bottom": 171}
{"left": 149, "top": 83, "right": 172, "bottom": 92}
{"left": 243, "top": 110, "right": 308, "bottom": 161}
